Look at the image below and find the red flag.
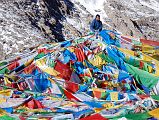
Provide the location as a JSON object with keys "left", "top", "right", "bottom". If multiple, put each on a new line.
{"left": 25, "top": 99, "right": 44, "bottom": 109}
{"left": 65, "top": 81, "right": 79, "bottom": 93}
{"left": 8, "top": 61, "right": 19, "bottom": 71}
{"left": 80, "top": 113, "right": 108, "bottom": 120}
{"left": 75, "top": 48, "right": 85, "bottom": 62}
{"left": 64, "top": 89, "right": 81, "bottom": 101}
{"left": 54, "top": 60, "right": 72, "bottom": 81}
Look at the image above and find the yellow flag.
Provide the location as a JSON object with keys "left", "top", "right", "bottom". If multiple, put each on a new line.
{"left": 110, "top": 92, "right": 118, "bottom": 101}
{"left": 4, "top": 77, "right": 11, "bottom": 85}
{"left": 0, "top": 89, "right": 12, "bottom": 97}
{"left": 36, "top": 59, "right": 60, "bottom": 76}
{"left": 0, "top": 109, "right": 7, "bottom": 116}
{"left": 24, "top": 58, "right": 34, "bottom": 66}
{"left": 42, "top": 67, "right": 60, "bottom": 76}
{"left": 94, "top": 108, "right": 104, "bottom": 113}
{"left": 148, "top": 108, "right": 159, "bottom": 119}
{"left": 103, "top": 102, "right": 114, "bottom": 109}
{"left": 0, "top": 98, "right": 6, "bottom": 104}
{"left": 89, "top": 55, "right": 105, "bottom": 67}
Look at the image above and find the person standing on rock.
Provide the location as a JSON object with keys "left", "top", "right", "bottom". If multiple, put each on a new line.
{"left": 90, "top": 14, "right": 103, "bottom": 39}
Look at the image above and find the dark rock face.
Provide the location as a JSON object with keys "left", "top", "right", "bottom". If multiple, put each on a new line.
{"left": 19, "top": 0, "right": 75, "bottom": 41}
{"left": 135, "top": 16, "right": 159, "bottom": 40}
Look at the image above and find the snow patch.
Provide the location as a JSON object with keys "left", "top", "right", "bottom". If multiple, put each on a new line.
{"left": 66, "top": 17, "right": 82, "bottom": 30}
{"left": 71, "top": 0, "right": 108, "bottom": 21}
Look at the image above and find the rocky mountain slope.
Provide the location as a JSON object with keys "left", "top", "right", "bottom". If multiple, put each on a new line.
{"left": 0, "top": 0, "right": 45, "bottom": 60}
{"left": 104, "top": 0, "right": 159, "bottom": 40}
{"left": 0, "top": 0, "right": 80, "bottom": 60}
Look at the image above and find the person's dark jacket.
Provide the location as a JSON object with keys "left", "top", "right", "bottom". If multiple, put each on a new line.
{"left": 90, "top": 19, "right": 103, "bottom": 32}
